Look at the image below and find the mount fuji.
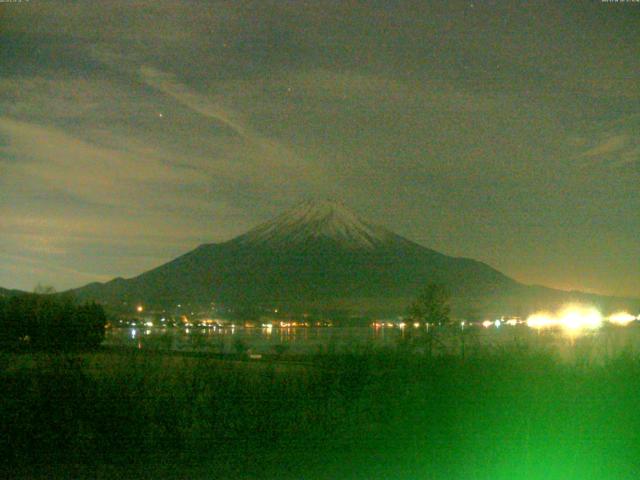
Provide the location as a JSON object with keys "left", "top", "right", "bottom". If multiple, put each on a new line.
{"left": 70, "top": 200, "right": 638, "bottom": 317}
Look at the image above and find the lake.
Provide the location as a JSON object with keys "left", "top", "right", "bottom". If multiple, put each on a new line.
{"left": 104, "top": 322, "right": 640, "bottom": 361}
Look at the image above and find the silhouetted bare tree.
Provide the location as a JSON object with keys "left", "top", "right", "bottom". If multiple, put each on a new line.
{"left": 408, "top": 283, "right": 451, "bottom": 326}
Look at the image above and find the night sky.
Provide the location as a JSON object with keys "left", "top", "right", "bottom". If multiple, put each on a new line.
{"left": 0, "top": 1, "right": 638, "bottom": 297}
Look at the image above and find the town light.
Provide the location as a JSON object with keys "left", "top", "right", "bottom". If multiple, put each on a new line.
{"left": 526, "top": 305, "right": 603, "bottom": 333}
{"left": 607, "top": 311, "right": 636, "bottom": 326}
{"left": 558, "top": 305, "right": 602, "bottom": 332}
{"left": 527, "top": 312, "right": 558, "bottom": 330}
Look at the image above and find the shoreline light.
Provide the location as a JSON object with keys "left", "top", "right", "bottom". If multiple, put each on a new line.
{"left": 526, "top": 312, "right": 557, "bottom": 330}
{"left": 526, "top": 305, "right": 603, "bottom": 333}
{"left": 607, "top": 311, "right": 636, "bottom": 326}
{"left": 558, "top": 305, "right": 602, "bottom": 332}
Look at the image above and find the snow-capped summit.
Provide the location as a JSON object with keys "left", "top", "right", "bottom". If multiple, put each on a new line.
{"left": 234, "top": 199, "right": 394, "bottom": 249}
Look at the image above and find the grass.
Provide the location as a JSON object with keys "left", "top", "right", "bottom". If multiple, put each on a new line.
{"left": 1, "top": 345, "right": 640, "bottom": 479}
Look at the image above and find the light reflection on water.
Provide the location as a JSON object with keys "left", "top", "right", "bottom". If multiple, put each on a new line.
{"left": 104, "top": 324, "right": 640, "bottom": 360}
{"left": 106, "top": 325, "right": 393, "bottom": 355}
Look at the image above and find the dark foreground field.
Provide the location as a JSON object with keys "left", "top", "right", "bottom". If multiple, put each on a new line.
{"left": 1, "top": 345, "right": 640, "bottom": 480}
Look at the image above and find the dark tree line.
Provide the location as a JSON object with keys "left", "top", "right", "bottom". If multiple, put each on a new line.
{"left": 0, "top": 293, "right": 106, "bottom": 351}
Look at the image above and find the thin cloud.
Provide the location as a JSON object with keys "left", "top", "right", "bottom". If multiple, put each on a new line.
{"left": 0, "top": 116, "right": 208, "bottom": 210}
{"left": 576, "top": 130, "right": 640, "bottom": 170}
{"left": 0, "top": 252, "right": 113, "bottom": 290}
{"left": 137, "top": 65, "right": 322, "bottom": 178}
{"left": 581, "top": 135, "right": 628, "bottom": 158}
{"left": 140, "top": 66, "right": 249, "bottom": 137}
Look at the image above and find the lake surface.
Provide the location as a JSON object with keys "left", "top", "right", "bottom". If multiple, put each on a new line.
{"left": 104, "top": 323, "right": 640, "bottom": 361}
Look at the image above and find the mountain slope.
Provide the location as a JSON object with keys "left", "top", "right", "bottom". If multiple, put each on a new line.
{"left": 71, "top": 200, "right": 638, "bottom": 317}
{"left": 0, "top": 287, "right": 25, "bottom": 298}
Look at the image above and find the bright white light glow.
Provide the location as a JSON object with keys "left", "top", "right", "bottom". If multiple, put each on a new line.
{"left": 482, "top": 320, "right": 492, "bottom": 328}
{"left": 526, "top": 305, "right": 603, "bottom": 333}
{"left": 607, "top": 311, "right": 636, "bottom": 326}
{"left": 559, "top": 305, "right": 602, "bottom": 331}
{"left": 527, "top": 312, "right": 557, "bottom": 330}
